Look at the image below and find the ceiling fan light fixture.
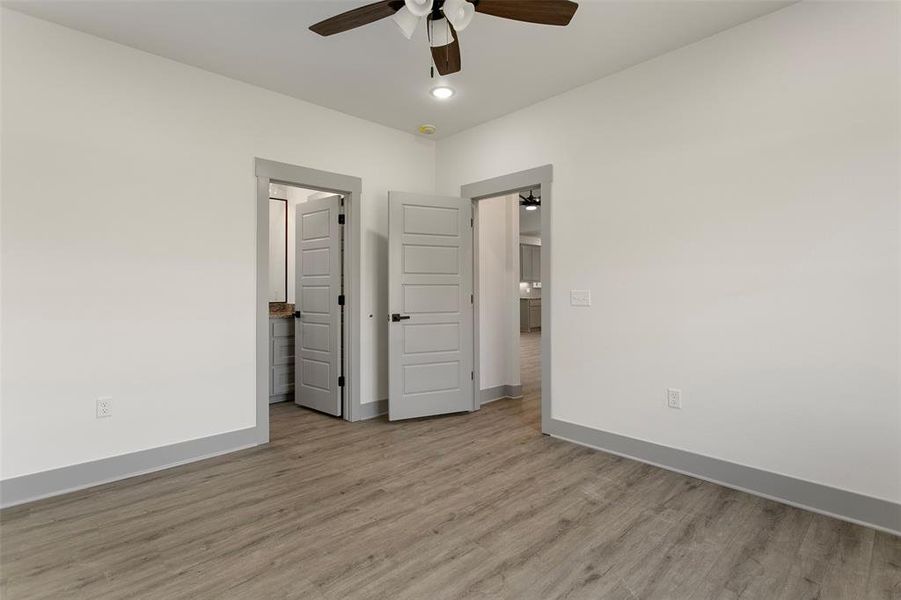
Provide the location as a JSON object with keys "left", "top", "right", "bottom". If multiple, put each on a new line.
{"left": 431, "top": 85, "right": 454, "bottom": 99}
{"left": 404, "top": 0, "right": 433, "bottom": 18}
{"left": 392, "top": 6, "right": 420, "bottom": 39}
{"left": 442, "top": 0, "right": 474, "bottom": 31}
{"left": 428, "top": 17, "right": 454, "bottom": 47}
{"left": 520, "top": 189, "right": 541, "bottom": 210}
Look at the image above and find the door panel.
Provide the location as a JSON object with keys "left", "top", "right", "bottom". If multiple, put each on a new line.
{"left": 300, "top": 209, "right": 330, "bottom": 240}
{"left": 403, "top": 204, "right": 460, "bottom": 235}
{"left": 389, "top": 192, "right": 473, "bottom": 421}
{"left": 404, "top": 245, "right": 459, "bottom": 274}
{"left": 300, "top": 322, "right": 331, "bottom": 352}
{"left": 294, "top": 194, "right": 342, "bottom": 416}
{"left": 403, "top": 323, "right": 460, "bottom": 354}
{"left": 301, "top": 286, "right": 330, "bottom": 314}
{"left": 404, "top": 361, "right": 460, "bottom": 393}
{"left": 403, "top": 284, "right": 460, "bottom": 313}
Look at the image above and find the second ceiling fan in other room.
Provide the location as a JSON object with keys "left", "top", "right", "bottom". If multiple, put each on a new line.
{"left": 309, "top": 0, "right": 580, "bottom": 76}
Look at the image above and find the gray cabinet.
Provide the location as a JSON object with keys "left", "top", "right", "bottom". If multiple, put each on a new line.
{"left": 269, "top": 318, "right": 295, "bottom": 403}
{"left": 520, "top": 298, "right": 541, "bottom": 332}
{"left": 520, "top": 244, "right": 540, "bottom": 282}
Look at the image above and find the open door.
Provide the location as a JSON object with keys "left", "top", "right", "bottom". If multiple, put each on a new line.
{"left": 388, "top": 191, "right": 473, "bottom": 421}
{"left": 294, "top": 194, "right": 343, "bottom": 416}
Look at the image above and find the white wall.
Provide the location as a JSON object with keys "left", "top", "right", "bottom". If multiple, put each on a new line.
{"left": 477, "top": 194, "right": 520, "bottom": 391}
{"left": 437, "top": 2, "right": 900, "bottom": 502}
{"left": 1, "top": 10, "right": 434, "bottom": 480}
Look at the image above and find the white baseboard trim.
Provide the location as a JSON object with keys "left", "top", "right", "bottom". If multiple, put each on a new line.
{"left": 357, "top": 399, "right": 388, "bottom": 421}
{"left": 0, "top": 427, "right": 259, "bottom": 509}
{"left": 546, "top": 417, "right": 900, "bottom": 535}
{"left": 480, "top": 385, "right": 523, "bottom": 405}
{"left": 9, "top": 410, "right": 892, "bottom": 536}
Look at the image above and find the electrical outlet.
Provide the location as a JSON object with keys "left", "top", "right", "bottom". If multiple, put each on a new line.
{"left": 96, "top": 397, "right": 112, "bottom": 418}
{"left": 666, "top": 388, "right": 682, "bottom": 409}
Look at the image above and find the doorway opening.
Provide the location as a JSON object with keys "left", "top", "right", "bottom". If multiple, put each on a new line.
{"left": 472, "top": 187, "right": 542, "bottom": 430}
{"left": 255, "top": 158, "right": 363, "bottom": 444}
{"left": 463, "top": 165, "right": 553, "bottom": 433}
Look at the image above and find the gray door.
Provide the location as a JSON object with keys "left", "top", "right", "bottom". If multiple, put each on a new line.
{"left": 388, "top": 191, "right": 473, "bottom": 421}
{"left": 294, "top": 194, "right": 342, "bottom": 416}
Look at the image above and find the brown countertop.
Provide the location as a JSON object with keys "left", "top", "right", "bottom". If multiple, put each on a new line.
{"left": 269, "top": 303, "right": 295, "bottom": 319}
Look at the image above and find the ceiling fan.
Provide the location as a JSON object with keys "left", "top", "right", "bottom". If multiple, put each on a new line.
{"left": 520, "top": 189, "right": 541, "bottom": 211}
{"left": 310, "top": 0, "right": 579, "bottom": 76}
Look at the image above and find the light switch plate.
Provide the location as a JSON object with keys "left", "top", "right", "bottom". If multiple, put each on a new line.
{"left": 570, "top": 289, "right": 591, "bottom": 306}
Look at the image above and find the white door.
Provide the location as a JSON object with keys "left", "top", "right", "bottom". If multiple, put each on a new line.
{"left": 294, "top": 194, "right": 343, "bottom": 416}
{"left": 388, "top": 191, "right": 473, "bottom": 421}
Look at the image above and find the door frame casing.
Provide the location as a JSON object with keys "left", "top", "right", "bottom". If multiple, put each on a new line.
{"left": 461, "top": 165, "right": 553, "bottom": 432}
{"left": 255, "top": 158, "right": 363, "bottom": 443}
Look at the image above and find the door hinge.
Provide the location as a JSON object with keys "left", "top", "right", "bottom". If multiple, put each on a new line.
{"left": 338, "top": 294, "right": 345, "bottom": 306}
{"left": 338, "top": 214, "right": 345, "bottom": 225}
{"left": 470, "top": 294, "right": 474, "bottom": 304}
{"left": 471, "top": 371, "right": 474, "bottom": 380}
{"left": 338, "top": 375, "right": 345, "bottom": 387}
{"left": 470, "top": 217, "right": 473, "bottom": 227}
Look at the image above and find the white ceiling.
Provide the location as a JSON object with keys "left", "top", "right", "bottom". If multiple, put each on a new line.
{"left": 6, "top": 0, "right": 792, "bottom": 138}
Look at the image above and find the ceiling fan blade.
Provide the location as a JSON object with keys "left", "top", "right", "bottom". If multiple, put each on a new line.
{"left": 310, "top": 0, "right": 404, "bottom": 36}
{"left": 430, "top": 21, "right": 462, "bottom": 75}
{"left": 471, "top": 0, "right": 578, "bottom": 26}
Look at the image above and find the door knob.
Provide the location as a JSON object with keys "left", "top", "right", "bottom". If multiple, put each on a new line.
{"left": 391, "top": 314, "right": 411, "bottom": 322}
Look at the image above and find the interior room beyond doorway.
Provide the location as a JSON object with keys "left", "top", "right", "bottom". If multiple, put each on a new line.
{"left": 474, "top": 187, "right": 542, "bottom": 427}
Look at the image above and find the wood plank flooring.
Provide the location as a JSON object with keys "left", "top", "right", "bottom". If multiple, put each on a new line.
{"left": 2, "top": 332, "right": 898, "bottom": 599}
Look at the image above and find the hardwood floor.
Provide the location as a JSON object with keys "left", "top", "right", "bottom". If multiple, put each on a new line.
{"left": 2, "top": 331, "right": 898, "bottom": 599}
{"left": 520, "top": 331, "right": 541, "bottom": 406}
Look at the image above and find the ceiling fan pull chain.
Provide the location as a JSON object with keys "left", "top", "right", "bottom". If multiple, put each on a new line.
{"left": 427, "top": 17, "right": 434, "bottom": 78}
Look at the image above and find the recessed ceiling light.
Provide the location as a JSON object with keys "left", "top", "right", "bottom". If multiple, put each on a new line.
{"left": 430, "top": 86, "right": 454, "bottom": 100}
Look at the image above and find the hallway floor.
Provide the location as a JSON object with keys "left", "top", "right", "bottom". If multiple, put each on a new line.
{"left": 519, "top": 331, "right": 541, "bottom": 420}
{"left": 1, "top": 331, "right": 899, "bottom": 599}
